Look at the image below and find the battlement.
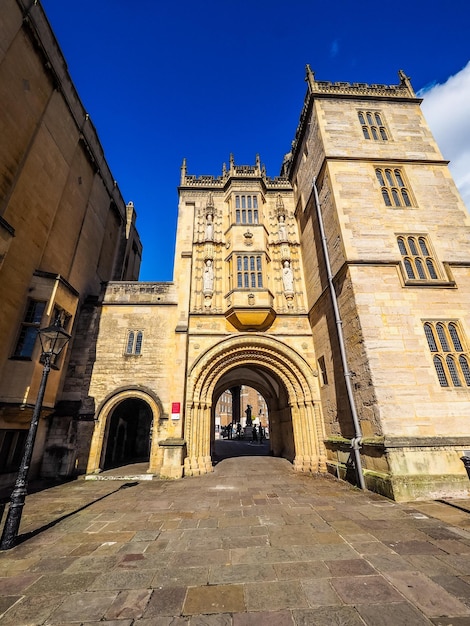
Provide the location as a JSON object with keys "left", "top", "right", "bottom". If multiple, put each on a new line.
{"left": 103, "top": 282, "right": 177, "bottom": 304}
{"left": 180, "top": 154, "right": 291, "bottom": 190}
{"left": 307, "top": 68, "right": 416, "bottom": 100}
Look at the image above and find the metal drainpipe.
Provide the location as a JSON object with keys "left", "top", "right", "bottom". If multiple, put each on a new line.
{"left": 312, "top": 178, "right": 366, "bottom": 490}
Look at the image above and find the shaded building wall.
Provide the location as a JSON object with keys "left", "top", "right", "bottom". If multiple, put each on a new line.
{"left": 0, "top": 0, "right": 141, "bottom": 488}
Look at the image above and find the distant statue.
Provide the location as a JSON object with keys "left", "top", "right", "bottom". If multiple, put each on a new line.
{"left": 282, "top": 260, "right": 294, "bottom": 292}
{"left": 203, "top": 259, "right": 214, "bottom": 292}
{"left": 278, "top": 215, "right": 287, "bottom": 241}
{"left": 245, "top": 404, "right": 252, "bottom": 426}
{"left": 205, "top": 213, "right": 214, "bottom": 240}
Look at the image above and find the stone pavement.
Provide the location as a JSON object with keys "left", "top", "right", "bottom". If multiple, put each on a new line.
{"left": 1, "top": 457, "right": 470, "bottom": 625}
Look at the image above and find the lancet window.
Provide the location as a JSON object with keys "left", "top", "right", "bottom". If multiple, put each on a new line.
{"left": 376, "top": 167, "right": 413, "bottom": 207}
{"left": 397, "top": 236, "right": 439, "bottom": 281}
{"left": 424, "top": 321, "right": 470, "bottom": 387}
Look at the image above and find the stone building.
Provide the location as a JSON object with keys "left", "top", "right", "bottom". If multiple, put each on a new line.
{"left": 82, "top": 69, "right": 470, "bottom": 501}
{"left": 0, "top": 0, "right": 141, "bottom": 491}
{"left": 3, "top": 1, "right": 470, "bottom": 502}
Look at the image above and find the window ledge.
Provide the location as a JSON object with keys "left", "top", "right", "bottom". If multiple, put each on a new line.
{"left": 404, "top": 279, "right": 456, "bottom": 288}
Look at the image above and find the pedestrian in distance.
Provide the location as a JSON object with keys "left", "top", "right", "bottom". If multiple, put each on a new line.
{"left": 252, "top": 424, "right": 258, "bottom": 443}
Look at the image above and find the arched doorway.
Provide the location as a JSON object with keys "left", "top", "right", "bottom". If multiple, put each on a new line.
{"left": 213, "top": 384, "right": 271, "bottom": 461}
{"left": 86, "top": 388, "right": 162, "bottom": 475}
{"left": 184, "top": 334, "right": 327, "bottom": 476}
{"left": 103, "top": 398, "right": 152, "bottom": 469}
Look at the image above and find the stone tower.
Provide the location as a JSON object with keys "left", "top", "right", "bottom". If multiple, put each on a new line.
{"left": 58, "top": 68, "right": 470, "bottom": 502}
{"left": 176, "top": 155, "right": 325, "bottom": 477}
{"left": 285, "top": 67, "right": 470, "bottom": 500}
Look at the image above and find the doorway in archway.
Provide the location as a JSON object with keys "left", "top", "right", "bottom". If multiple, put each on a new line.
{"left": 210, "top": 361, "right": 295, "bottom": 466}
{"left": 213, "top": 385, "right": 271, "bottom": 462}
{"left": 103, "top": 398, "right": 152, "bottom": 469}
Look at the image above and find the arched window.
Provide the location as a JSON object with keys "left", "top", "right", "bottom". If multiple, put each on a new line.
{"left": 459, "top": 355, "right": 470, "bottom": 386}
{"left": 415, "top": 258, "right": 426, "bottom": 279}
{"left": 433, "top": 356, "right": 448, "bottom": 386}
{"left": 126, "top": 331, "right": 135, "bottom": 355}
{"left": 425, "top": 322, "right": 470, "bottom": 387}
{"left": 404, "top": 259, "right": 415, "bottom": 279}
{"left": 424, "top": 323, "right": 438, "bottom": 351}
{"left": 135, "top": 331, "right": 143, "bottom": 355}
{"left": 376, "top": 168, "right": 413, "bottom": 207}
{"left": 382, "top": 189, "right": 392, "bottom": 206}
{"left": 426, "top": 259, "right": 437, "bottom": 279}
{"left": 436, "top": 323, "right": 450, "bottom": 352}
{"left": 407, "top": 237, "right": 418, "bottom": 255}
{"left": 359, "top": 111, "right": 388, "bottom": 141}
{"left": 418, "top": 238, "right": 429, "bottom": 256}
{"left": 397, "top": 238, "right": 407, "bottom": 255}
{"left": 447, "top": 356, "right": 462, "bottom": 386}
{"left": 397, "top": 235, "right": 440, "bottom": 281}
{"left": 125, "top": 330, "right": 144, "bottom": 356}
{"left": 449, "top": 323, "right": 463, "bottom": 351}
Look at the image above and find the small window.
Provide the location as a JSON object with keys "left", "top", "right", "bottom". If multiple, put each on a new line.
{"left": 236, "top": 255, "right": 263, "bottom": 289}
{"left": 397, "top": 235, "right": 440, "bottom": 282}
{"left": 376, "top": 168, "right": 413, "bottom": 207}
{"left": 359, "top": 110, "right": 389, "bottom": 141}
{"left": 13, "top": 300, "right": 46, "bottom": 358}
{"left": 125, "top": 330, "right": 144, "bottom": 356}
{"left": 424, "top": 322, "right": 470, "bottom": 388}
{"left": 234, "top": 196, "right": 259, "bottom": 224}
{"left": 318, "top": 356, "right": 328, "bottom": 386}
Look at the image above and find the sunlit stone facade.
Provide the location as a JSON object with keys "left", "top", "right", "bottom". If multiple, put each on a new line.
{"left": 84, "top": 69, "right": 470, "bottom": 500}
{"left": 3, "top": 1, "right": 470, "bottom": 501}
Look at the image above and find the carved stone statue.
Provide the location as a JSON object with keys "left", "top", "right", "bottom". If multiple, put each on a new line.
{"left": 205, "top": 213, "right": 214, "bottom": 240}
{"left": 282, "top": 260, "right": 294, "bottom": 293}
{"left": 203, "top": 259, "right": 214, "bottom": 292}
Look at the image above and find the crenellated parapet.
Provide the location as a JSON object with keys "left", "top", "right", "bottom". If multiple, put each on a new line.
{"left": 305, "top": 65, "right": 417, "bottom": 99}
{"left": 180, "top": 155, "right": 291, "bottom": 190}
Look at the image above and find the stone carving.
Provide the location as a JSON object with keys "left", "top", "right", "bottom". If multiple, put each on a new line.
{"left": 203, "top": 259, "right": 214, "bottom": 292}
{"left": 205, "top": 213, "right": 214, "bottom": 240}
{"left": 282, "top": 260, "right": 294, "bottom": 293}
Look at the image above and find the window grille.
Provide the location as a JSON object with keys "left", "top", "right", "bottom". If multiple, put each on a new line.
{"left": 424, "top": 322, "right": 470, "bottom": 387}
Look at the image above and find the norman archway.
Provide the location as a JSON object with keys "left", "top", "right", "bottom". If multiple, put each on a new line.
{"left": 184, "top": 334, "right": 327, "bottom": 476}
{"left": 86, "top": 387, "right": 163, "bottom": 475}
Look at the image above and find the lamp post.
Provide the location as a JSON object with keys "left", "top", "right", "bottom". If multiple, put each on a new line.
{"left": 0, "top": 321, "right": 71, "bottom": 550}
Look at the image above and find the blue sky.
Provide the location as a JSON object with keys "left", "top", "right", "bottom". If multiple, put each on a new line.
{"left": 41, "top": 0, "right": 470, "bottom": 281}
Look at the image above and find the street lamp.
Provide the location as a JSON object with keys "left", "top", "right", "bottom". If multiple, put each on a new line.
{"left": 0, "top": 320, "right": 71, "bottom": 550}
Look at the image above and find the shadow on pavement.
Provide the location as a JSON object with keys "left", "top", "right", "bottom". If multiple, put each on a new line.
{"left": 212, "top": 438, "right": 271, "bottom": 464}
{"left": 7, "top": 481, "right": 139, "bottom": 547}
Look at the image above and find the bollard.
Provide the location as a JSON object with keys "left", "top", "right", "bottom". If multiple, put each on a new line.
{"left": 460, "top": 456, "right": 470, "bottom": 479}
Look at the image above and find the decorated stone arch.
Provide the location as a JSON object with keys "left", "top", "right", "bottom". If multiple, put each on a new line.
{"left": 86, "top": 387, "right": 163, "bottom": 475}
{"left": 183, "top": 334, "right": 327, "bottom": 476}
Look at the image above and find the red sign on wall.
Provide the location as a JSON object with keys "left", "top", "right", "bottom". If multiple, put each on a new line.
{"left": 172, "top": 402, "right": 180, "bottom": 414}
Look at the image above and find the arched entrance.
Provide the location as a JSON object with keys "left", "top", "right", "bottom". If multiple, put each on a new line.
{"left": 103, "top": 398, "right": 152, "bottom": 469}
{"left": 86, "top": 388, "right": 162, "bottom": 475}
{"left": 184, "top": 334, "right": 326, "bottom": 476}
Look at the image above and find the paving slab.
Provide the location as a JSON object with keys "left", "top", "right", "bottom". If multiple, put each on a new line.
{"left": 1, "top": 456, "right": 470, "bottom": 624}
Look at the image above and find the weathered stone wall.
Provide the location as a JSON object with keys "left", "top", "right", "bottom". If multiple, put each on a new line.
{"left": 0, "top": 0, "right": 141, "bottom": 483}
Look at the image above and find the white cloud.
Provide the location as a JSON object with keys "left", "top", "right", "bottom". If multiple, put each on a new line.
{"left": 419, "top": 61, "right": 470, "bottom": 210}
